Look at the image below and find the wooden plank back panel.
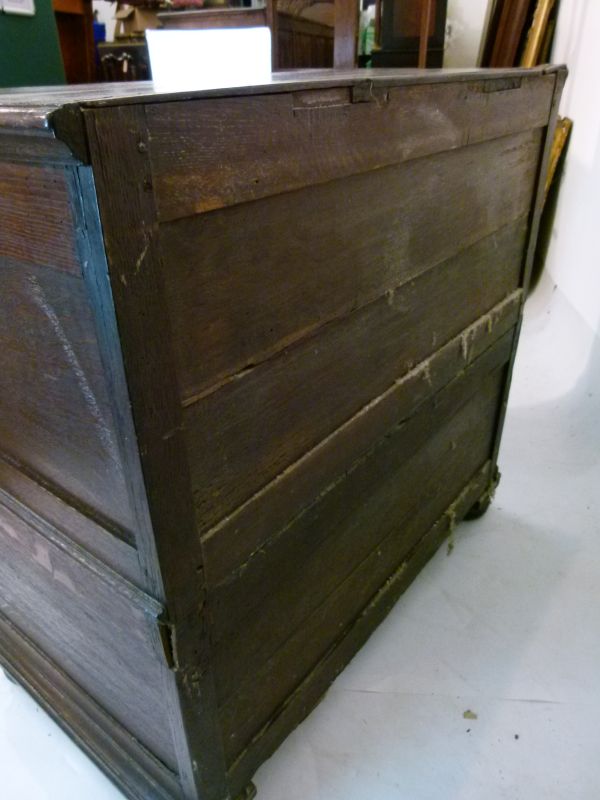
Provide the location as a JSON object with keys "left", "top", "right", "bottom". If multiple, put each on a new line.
{"left": 201, "top": 291, "right": 521, "bottom": 587}
{"left": 225, "top": 465, "right": 491, "bottom": 792}
{"left": 209, "top": 332, "right": 513, "bottom": 652}
{"left": 147, "top": 74, "right": 554, "bottom": 221}
{"left": 0, "top": 500, "right": 177, "bottom": 771}
{"left": 0, "top": 161, "right": 79, "bottom": 273}
{"left": 211, "top": 345, "right": 508, "bottom": 705}
{"left": 217, "top": 362, "right": 506, "bottom": 762}
{"left": 184, "top": 216, "right": 527, "bottom": 533}
{"left": 161, "top": 129, "right": 541, "bottom": 401}
{"left": 0, "top": 259, "right": 136, "bottom": 540}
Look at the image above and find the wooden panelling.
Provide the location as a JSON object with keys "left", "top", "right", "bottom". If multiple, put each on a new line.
{"left": 209, "top": 346, "right": 511, "bottom": 700}
{"left": 0, "top": 258, "right": 136, "bottom": 538}
{"left": 184, "top": 218, "right": 527, "bottom": 533}
{"left": 0, "top": 500, "right": 177, "bottom": 771}
{"left": 0, "top": 161, "right": 79, "bottom": 272}
{"left": 200, "top": 291, "right": 521, "bottom": 587}
{"left": 0, "top": 611, "right": 181, "bottom": 800}
{"left": 161, "top": 130, "right": 540, "bottom": 400}
{"left": 226, "top": 461, "right": 491, "bottom": 794}
{"left": 0, "top": 456, "right": 141, "bottom": 585}
{"left": 146, "top": 75, "right": 554, "bottom": 221}
{"left": 216, "top": 364, "right": 505, "bottom": 762}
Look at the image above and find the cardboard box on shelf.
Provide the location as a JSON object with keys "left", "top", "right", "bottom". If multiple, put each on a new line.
{"left": 114, "top": 5, "right": 160, "bottom": 38}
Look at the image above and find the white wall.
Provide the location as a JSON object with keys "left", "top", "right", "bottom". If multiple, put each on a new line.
{"left": 544, "top": 0, "right": 600, "bottom": 337}
{"left": 444, "top": 0, "right": 492, "bottom": 68}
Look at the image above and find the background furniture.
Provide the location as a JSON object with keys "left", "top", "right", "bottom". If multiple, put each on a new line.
{"left": 0, "top": 66, "right": 564, "bottom": 800}
{"left": 98, "top": 39, "right": 152, "bottom": 80}
{"left": 52, "top": 0, "right": 97, "bottom": 82}
{"left": 158, "top": 0, "right": 357, "bottom": 69}
{"left": 371, "top": 0, "right": 448, "bottom": 67}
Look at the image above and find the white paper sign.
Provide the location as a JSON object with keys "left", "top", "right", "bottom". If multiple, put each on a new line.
{"left": 146, "top": 28, "right": 272, "bottom": 93}
{"left": 3, "top": 0, "right": 36, "bottom": 15}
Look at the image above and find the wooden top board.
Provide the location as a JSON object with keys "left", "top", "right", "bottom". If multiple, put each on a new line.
{"left": 0, "top": 65, "right": 565, "bottom": 128}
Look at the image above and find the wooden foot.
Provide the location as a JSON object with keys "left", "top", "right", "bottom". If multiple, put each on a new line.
{"left": 235, "top": 783, "right": 257, "bottom": 800}
{"left": 464, "top": 467, "right": 501, "bottom": 520}
{"left": 2, "top": 668, "right": 18, "bottom": 685}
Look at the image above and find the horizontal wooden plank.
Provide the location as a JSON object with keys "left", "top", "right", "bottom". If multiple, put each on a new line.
{"left": 185, "top": 218, "right": 527, "bottom": 533}
{"left": 201, "top": 290, "right": 521, "bottom": 587}
{"left": 226, "top": 460, "right": 491, "bottom": 791}
{"left": 0, "top": 455, "right": 141, "bottom": 586}
{"left": 0, "top": 501, "right": 177, "bottom": 771}
{"left": 162, "top": 130, "right": 540, "bottom": 400}
{"left": 0, "top": 161, "right": 79, "bottom": 272}
{"left": 211, "top": 346, "right": 507, "bottom": 715}
{"left": 147, "top": 74, "right": 554, "bottom": 221}
{"left": 218, "top": 372, "right": 504, "bottom": 762}
{"left": 0, "top": 258, "right": 136, "bottom": 539}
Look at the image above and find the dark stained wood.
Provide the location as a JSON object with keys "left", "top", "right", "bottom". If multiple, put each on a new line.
{"left": 212, "top": 347, "right": 509, "bottom": 717}
{"left": 0, "top": 455, "right": 141, "bottom": 585}
{"left": 146, "top": 74, "right": 554, "bottom": 221}
{"left": 0, "top": 258, "right": 136, "bottom": 538}
{"left": 161, "top": 133, "right": 539, "bottom": 400}
{"left": 184, "top": 217, "right": 528, "bottom": 533}
{"left": 0, "top": 161, "right": 79, "bottom": 272}
{"left": 226, "top": 459, "right": 491, "bottom": 795}
{"left": 0, "top": 499, "right": 177, "bottom": 770}
{"left": 277, "top": 12, "right": 333, "bottom": 69}
{"left": 488, "top": 66, "right": 569, "bottom": 475}
{"left": 219, "top": 369, "right": 504, "bottom": 765}
{"left": 0, "top": 67, "right": 566, "bottom": 800}
{"left": 158, "top": 7, "right": 333, "bottom": 71}
{"left": 0, "top": 611, "right": 181, "bottom": 800}
{"left": 84, "top": 104, "right": 229, "bottom": 800}
{"left": 201, "top": 291, "right": 522, "bottom": 588}
{"left": 483, "top": 0, "right": 532, "bottom": 68}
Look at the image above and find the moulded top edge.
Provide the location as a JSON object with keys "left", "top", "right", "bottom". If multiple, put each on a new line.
{"left": 0, "top": 65, "right": 566, "bottom": 127}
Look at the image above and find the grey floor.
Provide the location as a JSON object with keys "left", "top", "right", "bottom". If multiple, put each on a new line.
{"left": 2, "top": 273, "right": 599, "bottom": 799}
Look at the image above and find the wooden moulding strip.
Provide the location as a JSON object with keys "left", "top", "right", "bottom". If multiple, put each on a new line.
{"left": 0, "top": 453, "right": 141, "bottom": 585}
{"left": 0, "top": 488, "right": 161, "bottom": 616}
{"left": 146, "top": 74, "right": 555, "bottom": 221}
{"left": 225, "top": 461, "right": 491, "bottom": 795}
{"left": 201, "top": 289, "right": 522, "bottom": 587}
{"left": 0, "top": 611, "right": 181, "bottom": 800}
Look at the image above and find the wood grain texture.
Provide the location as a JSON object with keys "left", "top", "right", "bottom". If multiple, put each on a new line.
{"left": 84, "top": 105, "right": 229, "bottom": 800}
{"left": 217, "top": 365, "right": 505, "bottom": 763}
{"left": 0, "top": 68, "right": 565, "bottom": 800}
{"left": 211, "top": 346, "right": 508, "bottom": 717}
{"left": 162, "top": 131, "right": 540, "bottom": 400}
{"left": 334, "top": 0, "right": 358, "bottom": 68}
{"left": 0, "top": 455, "right": 141, "bottom": 585}
{"left": 0, "top": 500, "right": 177, "bottom": 770}
{"left": 0, "top": 612, "right": 182, "bottom": 800}
{"left": 0, "top": 258, "right": 136, "bottom": 538}
{"left": 0, "top": 161, "right": 79, "bottom": 272}
{"left": 226, "top": 460, "right": 491, "bottom": 794}
{"left": 184, "top": 216, "right": 528, "bottom": 534}
{"left": 201, "top": 290, "right": 521, "bottom": 588}
{"left": 146, "top": 74, "right": 554, "bottom": 221}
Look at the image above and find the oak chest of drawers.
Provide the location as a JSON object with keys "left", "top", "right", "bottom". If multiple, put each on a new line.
{"left": 0, "top": 67, "right": 565, "bottom": 799}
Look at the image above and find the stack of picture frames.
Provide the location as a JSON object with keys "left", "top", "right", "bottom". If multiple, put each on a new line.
{"left": 481, "top": 0, "right": 572, "bottom": 289}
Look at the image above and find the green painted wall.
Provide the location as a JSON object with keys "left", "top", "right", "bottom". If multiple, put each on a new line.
{"left": 0, "top": 0, "right": 65, "bottom": 88}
